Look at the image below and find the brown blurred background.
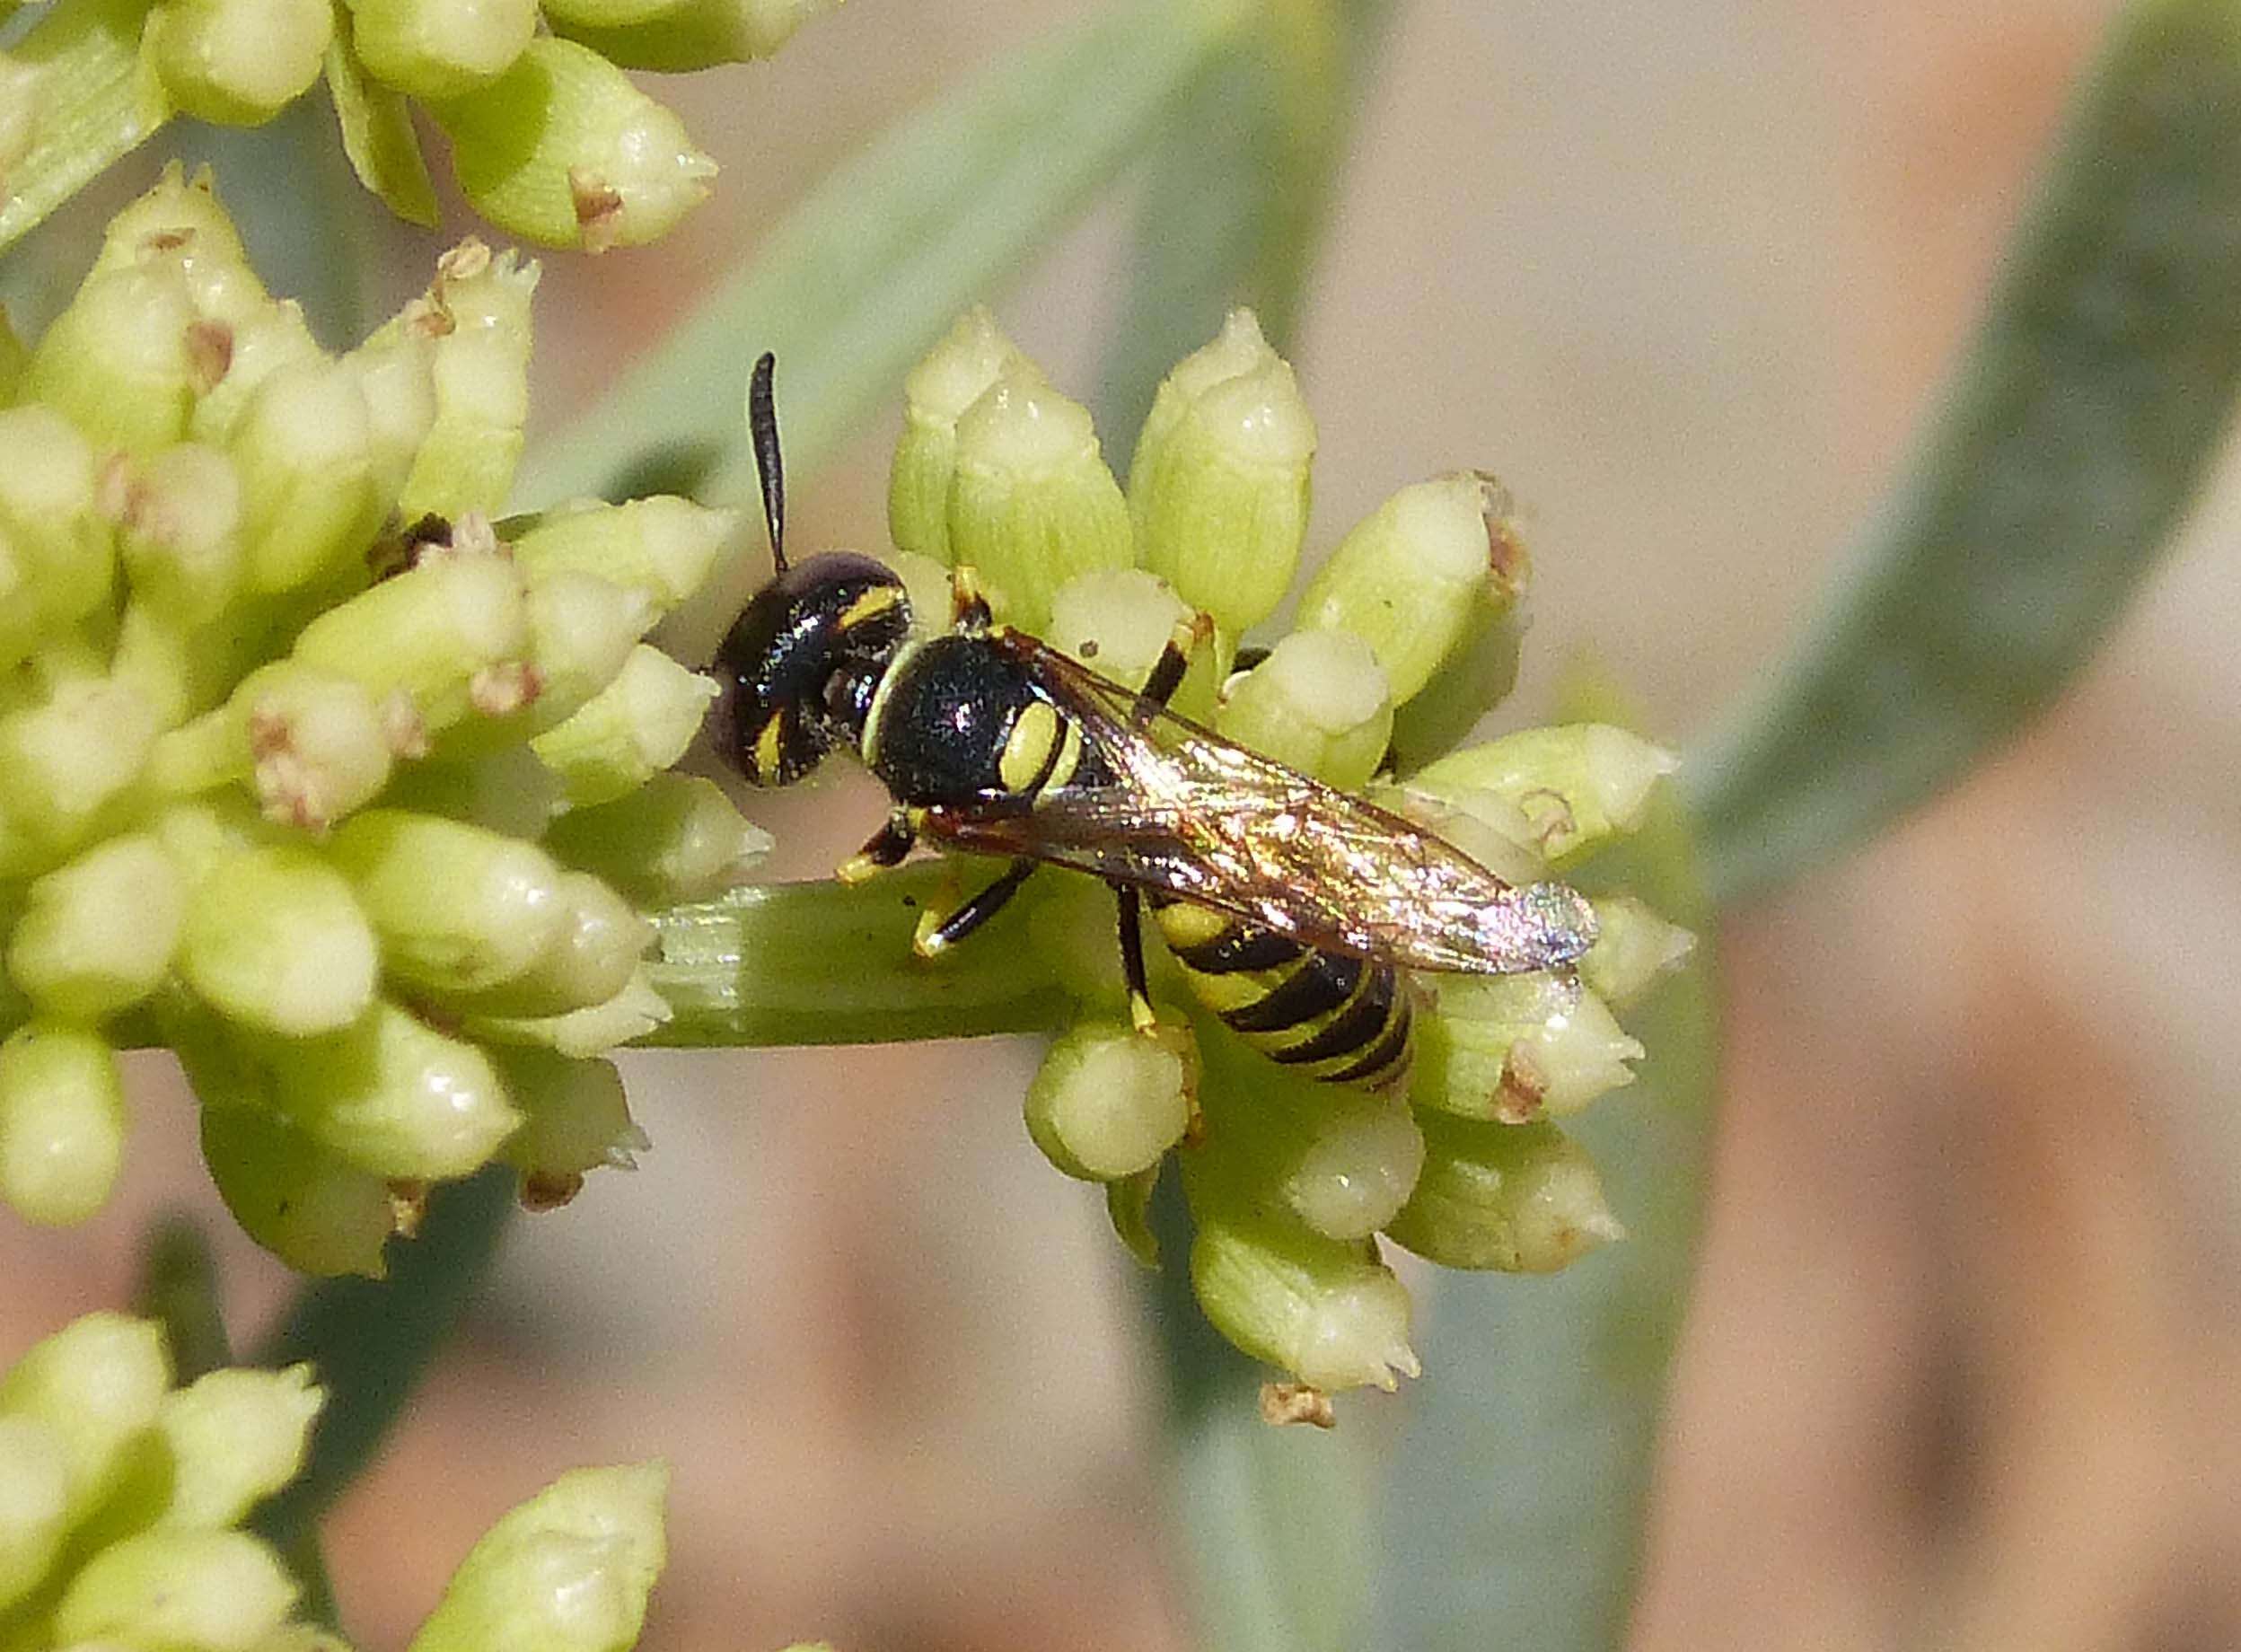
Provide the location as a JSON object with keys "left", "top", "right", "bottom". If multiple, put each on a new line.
{"left": 10, "top": 0, "right": 2241, "bottom": 1648}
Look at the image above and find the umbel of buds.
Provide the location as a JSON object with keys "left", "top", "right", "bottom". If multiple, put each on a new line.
{"left": 0, "top": 0, "right": 835, "bottom": 252}
{"left": 0, "top": 1308, "right": 671, "bottom": 1651}
{"left": 876, "top": 308, "right": 1694, "bottom": 1408}
{"left": 0, "top": 169, "right": 770, "bottom": 1273}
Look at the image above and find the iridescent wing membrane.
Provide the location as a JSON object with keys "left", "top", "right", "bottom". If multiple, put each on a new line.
{"left": 917, "top": 633, "right": 1598, "bottom": 975}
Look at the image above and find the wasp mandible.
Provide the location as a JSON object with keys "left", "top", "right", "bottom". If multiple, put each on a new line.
{"left": 712, "top": 356, "right": 1597, "bottom": 1094}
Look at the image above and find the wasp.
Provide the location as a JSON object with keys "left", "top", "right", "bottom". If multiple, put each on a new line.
{"left": 713, "top": 356, "right": 1598, "bottom": 1094}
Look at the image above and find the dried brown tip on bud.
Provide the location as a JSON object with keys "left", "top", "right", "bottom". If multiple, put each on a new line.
{"left": 436, "top": 239, "right": 496, "bottom": 285}
{"left": 519, "top": 1170, "right": 584, "bottom": 1210}
{"left": 1259, "top": 1382, "right": 1336, "bottom": 1429}
{"left": 185, "top": 320, "right": 234, "bottom": 394}
{"left": 386, "top": 1179, "right": 430, "bottom": 1236}
{"left": 570, "top": 169, "right": 628, "bottom": 254}
{"left": 380, "top": 690, "right": 430, "bottom": 759}
{"left": 469, "top": 660, "right": 541, "bottom": 716}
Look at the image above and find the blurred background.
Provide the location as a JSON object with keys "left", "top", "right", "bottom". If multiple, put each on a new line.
{"left": 9, "top": 0, "right": 2241, "bottom": 1647}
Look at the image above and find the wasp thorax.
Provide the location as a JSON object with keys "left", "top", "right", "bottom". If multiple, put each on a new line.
{"left": 713, "top": 551, "right": 911, "bottom": 785}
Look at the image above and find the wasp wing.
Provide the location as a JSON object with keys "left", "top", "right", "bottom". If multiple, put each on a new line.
{"left": 915, "top": 633, "right": 1597, "bottom": 975}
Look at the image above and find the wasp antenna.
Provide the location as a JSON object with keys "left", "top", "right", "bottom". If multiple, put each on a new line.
{"left": 749, "top": 350, "right": 787, "bottom": 573}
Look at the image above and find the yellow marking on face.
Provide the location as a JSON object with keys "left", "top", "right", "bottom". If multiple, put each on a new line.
{"left": 998, "top": 700, "right": 1061, "bottom": 794}
{"left": 838, "top": 584, "right": 903, "bottom": 630}
{"left": 753, "top": 713, "right": 786, "bottom": 781}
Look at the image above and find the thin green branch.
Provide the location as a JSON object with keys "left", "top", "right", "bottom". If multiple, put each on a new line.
{"left": 1688, "top": 0, "right": 2241, "bottom": 906}
{"left": 0, "top": 0, "right": 170, "bottom": 255}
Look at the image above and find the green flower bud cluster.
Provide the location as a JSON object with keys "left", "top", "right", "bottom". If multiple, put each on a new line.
{"left": 0, "top": 171, "right": 768, "bottom": 1271}
{"left": 0, "top": 1309, "right": 671, "bottom": 1650}
{"left": 0, "top": 0, "right": 831, "bottom": 253}
{"left": 885, "top": 312, "right": 1695, "bottom": 1408}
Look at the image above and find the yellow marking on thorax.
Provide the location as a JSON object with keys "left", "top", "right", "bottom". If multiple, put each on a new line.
{"left": 838, "top": 584, "right": 904, "bottom": 630}
{"left": 857, "top": 637, "right": 927, "bottom": 765}
{"left": 999, "top": 700, "right": 1062, "bottom": 794}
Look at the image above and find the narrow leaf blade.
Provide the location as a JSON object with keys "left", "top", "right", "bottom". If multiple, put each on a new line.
{"left": 1688, "top": 0, "right": 2241, "bottom": 906}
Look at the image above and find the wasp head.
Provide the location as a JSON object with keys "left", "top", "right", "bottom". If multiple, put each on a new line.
{"left": 714, "top": 551, "right": 912, "bottom": 786}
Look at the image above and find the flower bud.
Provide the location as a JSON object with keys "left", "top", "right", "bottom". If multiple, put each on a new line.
{"left": 1214, "top": 628, "right": 1391, "bottom": 788}
{"left": 493, "top": 1050, "right": 644, "bottom": 1208}
{"left": 1366, "top": 781, "right": 1547, "bottom": 886}
{"left": 228, "top": 356, "right": 386, "bottom": 594}
{"left": 290, "top": 543, "right": 530, "bottom": 734}
{"left": 544, "top": 0, "right": 831, "bottom": 70}
{"left": 460, "top": 872, "right": 651, "bottom": 1019}
{"left": 148, "top": 0, "right": 332, "bottom": 126}
{"left": 540, "top": 772, "right": 770, "bottom": 906}
{"left": 528, "top": 645, "right": 716, "bottom": 805}
{"left": 346, "top": 0, "right": 536, "bottom": 99}
{"left": 509, "top": 496, "right": 736, "bottom": 619}
{"left": 1411, "top": 724, "right": 1678, "bottom": 866}
{"left": 466, "top": 965, "right": 670, "bottom": 1059}
{"left": 442, "top": 569, "right": 654, "bottom": 755}
{"left": 1198, "top": 1059, "right": 1424, "bottom": 1243}
{"left": 1136, "top": 385, "right": 1313, "bottom": 634}
{"left": 345, "top": 330, "right": 441, "bottom": 499}
{"left": 0, "top": 1023, "right": 125, "bottom": 1226}
{"left": 1297, "top": 471, "right": 1525, "bottom": 707}
{"left": 429, "top": 40, "right": 716, "bottom": 252}
{"left": 1104, "top": 1165, "right": 1159, "bottom": 1268}
{"left": 387, "top": 242, "right": 538, "bottom": 521}
{"left": 1580, "top": 895, "right": 1695, "bottom": 1008}
{"left": 1186, "top": 1199, "right": 1419, "bottom": 1392}
{"left": 888, "top": 307, "right": 1024, "bottom": 564}
{"left": 154, "top": 663, "right": 400, "bottom": 830}
{"left": 1415, "top": 971, "right": 1642, "bottom": 1122}
{"left": 187, "top": 295, "right": 323, "bottom": 444}
{"left": 178, "top": 844, "right": 380, "bottom": 1035}
{"left": 53, "top": 1527, "right": 296, "bottom": 1649}
{"left": 268, "top": 1001, "right": 523, "bottom": 1179}
{"left": 1043, "top": 567, "right": 1222, "bottom": 719}
{"left": 91, "top": 164, "right": 269, "bottom": 330}
{"left": 0, "top": 1312, "right": 169, "bottom": 1523}
{"left": 327, "top": 809, "right": 569, "bottom": 994}
{"left": 409, "top": 1463, "right": 668, "bottom": 1652}
{"left": 0, "top": 675, "right": 159, "bottom": 870}
{"left": 1384, "top": 1114, "right": 1622, "bottom": 1272}
{"left": 8, "top": 833, "right": 186, "bottom": 1020}
{"left": 382, "top": 743, "right": 565, "bottom": 839}
{"left": 0, "top": 1413, "right": 69, "bottom": 1613}
{"left": 1024, "top": 1018, "right": 1194, "bottom": 1182}
{"left": 947, "top": 367, "right": 1132, "bottom": 633}
{"left": 155, "top": 1363, "right": 324, "bottom": 1530}
{"left": 113, "top": 441, "right": 244, "bottom": 627}
{"left": 23, "top": 264, "right": 203, "bottom": 453}
{"left": 198, "top": 1103, "right": 397, "bottom": 1277}
{"left": 0, "top": 403, "right": 113, "bottom": 631}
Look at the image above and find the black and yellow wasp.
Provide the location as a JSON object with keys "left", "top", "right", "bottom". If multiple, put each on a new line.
{"left": 713, "top": 356, "right": 1598, "bottom": 1094}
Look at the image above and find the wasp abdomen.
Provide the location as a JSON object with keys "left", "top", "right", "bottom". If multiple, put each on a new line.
{"left": 1153, "top": 898, "right": 1414, "bottom": 1094}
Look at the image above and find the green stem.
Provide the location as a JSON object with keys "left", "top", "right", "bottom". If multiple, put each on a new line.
{"left": 1688, "top": 0, "right": 2241, "bottom": 906}
{"left": 643, "top": 867, "right": 1070, "bottom": 1047}
{"left": 0, "top": 0, "right": 170, "bottom": 256}
{"left": 132, "top": 1215, "right": 234, "bottom": 1382}
{"left": 248, "top": 1168, "right": 515, "bottom": 1568}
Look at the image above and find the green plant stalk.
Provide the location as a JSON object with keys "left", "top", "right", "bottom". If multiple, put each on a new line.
{"left": 248, "top": 1168, "right": 514, "bottom": 1570}
{"left": 514, "top": 0, "right": 1249, "bottom": 507}
{"left": 1374, "top": 676, "right": 1717, "bottom": 1652}
{"left": 1688, "top": 0, "right": 2241, "bottom": 906}
{"left": 643, "top": 867, "right": 1071, "bottom": 1046}
{"left": 0, "top": 0, "right": 171, "bottom": 255}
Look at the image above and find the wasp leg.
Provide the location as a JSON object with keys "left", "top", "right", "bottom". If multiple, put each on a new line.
{"left": 950, "top": 565, "right": 994, "bottom": 633}
{"left": 1134, "top": 611, "right": 1215, "bottom": 722}
{"left": 1112, "top": 884, "right": 1158, "bottom": 1032}
{"left": 837, "top": 812, "right": 916, "bottom": 884}
{"left": 916, "top": 857, "right": 1038, "bottom": 956}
